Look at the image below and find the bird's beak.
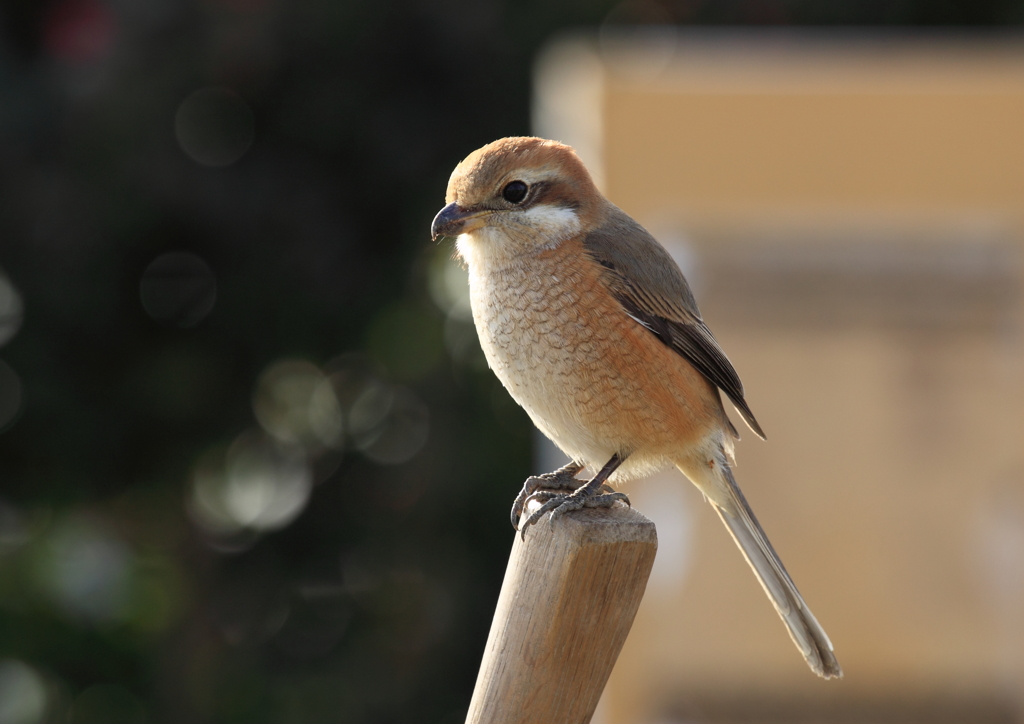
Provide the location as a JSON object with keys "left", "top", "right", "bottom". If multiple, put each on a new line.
{"left": 431, "top": 202, "right": 489, "bottom": 240}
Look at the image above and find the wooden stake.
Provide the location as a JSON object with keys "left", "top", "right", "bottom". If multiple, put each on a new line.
{"left": 465, "top": 502, "right": 658, "bottom": 724}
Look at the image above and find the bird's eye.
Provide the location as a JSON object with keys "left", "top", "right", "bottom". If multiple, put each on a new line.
{"left": 502, "top": 181, "right": 528, "bottom": 204}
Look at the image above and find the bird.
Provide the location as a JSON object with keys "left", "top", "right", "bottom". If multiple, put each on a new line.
{"left": 430, "top": 136, "right": 842, "bottom": 679}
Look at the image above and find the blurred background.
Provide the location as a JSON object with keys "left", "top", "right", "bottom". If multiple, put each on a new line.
{"left": 539, "top": 29, "right": 1024, "bottom": 724}
{"left": 1, "top": 2, "right": 1023, "bottom": 724}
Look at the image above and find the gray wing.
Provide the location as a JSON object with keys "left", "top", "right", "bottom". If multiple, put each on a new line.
{"left": 583, "top": 207, "right": 765, "bottom": 440}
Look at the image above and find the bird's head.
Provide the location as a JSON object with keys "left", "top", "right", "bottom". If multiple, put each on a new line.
{"left": 431, "top": 137, "right": 603, "bottom": 260}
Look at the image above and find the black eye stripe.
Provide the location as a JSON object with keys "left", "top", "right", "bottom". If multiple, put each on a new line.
{"left": 502, "top": 181, "right": 528, "bottom": 204}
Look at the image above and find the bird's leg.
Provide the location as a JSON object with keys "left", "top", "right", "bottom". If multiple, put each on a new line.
{"left": 519, "top": 454, "right": 630, "bottom": 538}
{"left": 511, "top": 461, "right": 584, "bottom": 530}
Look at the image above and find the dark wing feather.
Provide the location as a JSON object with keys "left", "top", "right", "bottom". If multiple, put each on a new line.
{"left": 584, "top": 208, "right": 766, "bottom": 440}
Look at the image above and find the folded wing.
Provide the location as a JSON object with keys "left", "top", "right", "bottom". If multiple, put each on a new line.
{"left": 583, "top": 207, "right": 765, "bottom": 440}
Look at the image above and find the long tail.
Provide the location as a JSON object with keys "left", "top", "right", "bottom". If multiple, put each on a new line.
{"left": 690, "top": 460, "right": 842, "bottom": 679}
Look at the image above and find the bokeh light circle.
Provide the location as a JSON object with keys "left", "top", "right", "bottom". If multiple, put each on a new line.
{"left": 34, "top": 517, "right": 132, "bottom": 623}
{"left": 189, "top": 432, "right": 313, "bottom": 535}
{"left": 0, "top": 273, "right": 24, "bottom": 348}
{"left": 352, "top": 385, "right": 429, "bottom": 465}
{"left": 253, "top": 359, "right": 343, "bottom": 450}
{"left": 0, "top": 659, "right": 48, "bottom": 724}
{"left": 427, "top": 252, "right": 472, "bottom": 321}
{"left": 175, "top": 87, "right": 255, "bottom": 167}
{"left": 139, "top": 251, "right": 216, "bottom": 328}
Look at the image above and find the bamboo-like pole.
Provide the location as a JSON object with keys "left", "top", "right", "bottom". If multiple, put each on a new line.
{"left": 465, "top": 502, "right": 658, "bottom": 724}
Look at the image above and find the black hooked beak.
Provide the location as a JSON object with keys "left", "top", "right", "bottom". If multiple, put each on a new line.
{"left": 430, "top": 202, "right": 488, "bottom": 240}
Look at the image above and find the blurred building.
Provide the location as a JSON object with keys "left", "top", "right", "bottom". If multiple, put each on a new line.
{"left": 533, "top": 32, "right": 1024, "bottom": 724}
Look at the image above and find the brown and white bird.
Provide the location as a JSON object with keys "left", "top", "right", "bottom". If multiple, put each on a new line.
{"left": 430, "top": 136, "right": 842, "bottom": 679}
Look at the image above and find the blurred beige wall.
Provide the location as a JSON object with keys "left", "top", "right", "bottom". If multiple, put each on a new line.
{"left": 534, "top": 33, "right": 1024, "bottom": 724}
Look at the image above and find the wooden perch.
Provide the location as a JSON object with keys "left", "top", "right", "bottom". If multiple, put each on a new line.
{"left": 465, "top": 502, "right": 658, "bottom": 724}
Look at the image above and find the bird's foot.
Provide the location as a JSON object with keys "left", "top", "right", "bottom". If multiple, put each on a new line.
{"left": 518, "top": 485, "right": 630, "bottom": 539}
{"left": 510, "top": 462, "right": 584, "bottom": 529}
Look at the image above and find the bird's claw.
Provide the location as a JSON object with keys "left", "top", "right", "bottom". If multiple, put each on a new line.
{"left": 519, "top": 490, "right": 630, "bottom": 540}
{"left": 510, "top": 463, "right": 583, "bottom": 529}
